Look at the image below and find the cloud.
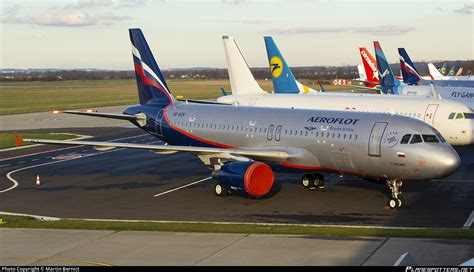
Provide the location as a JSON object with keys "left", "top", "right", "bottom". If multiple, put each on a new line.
{"left": 434, "top": 7, "right": 443, "bottom": 12}
{"left": 2, "top": 10, "right": 132, "bottom": 27}
{"left": 115, "top": 0, "right": 166, "bottom": 9}
{"left": 454, "top": 3, "right": 474, "bottom": 14}
{"left": 1, "top": 4, "right": 23, "bottom": 16}
{"left": 221, "top": 0, "right": 253, "bottom": 6}
{"left": 65, "top": 0, "right": 114, "bottom": 9}
{"left": 268, "top": 25, "right": 415, "bottom": 36}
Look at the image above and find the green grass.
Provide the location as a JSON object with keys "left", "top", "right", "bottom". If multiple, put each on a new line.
{"left": 0, "top": 79, "right": 354, "bottom": 115}
{"left": 0, "top": 132, "right": 77, "bottom": 149}
{"left": 0, "top": 215, "right": 472, "bottom": 239}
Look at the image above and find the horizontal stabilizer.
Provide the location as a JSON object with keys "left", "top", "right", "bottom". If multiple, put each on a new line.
{"left": 63, "top": 110, "right": 147, "bottom": 126}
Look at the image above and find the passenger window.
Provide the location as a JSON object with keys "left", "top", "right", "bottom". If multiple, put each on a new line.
{"left": 422, "top": 135, "right": 439, "bottom": 143}
{"left": 410, "top": 134, "right": 423, "bottom": 144}
{"left": 400, "top": 134, "right": 411, "bottom": 144}
{"left": 456, "top": 113, "right": 464, "bottom": 119}
{"left": 267, "top": 125, "right": 274, "bottom": 141}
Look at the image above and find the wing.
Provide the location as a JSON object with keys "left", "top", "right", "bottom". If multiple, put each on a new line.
{"left": 176, "top": 99, "right": 231, "bottom": 105}
{"left": 17, "top": 136, "right": 289, "bottom": 165}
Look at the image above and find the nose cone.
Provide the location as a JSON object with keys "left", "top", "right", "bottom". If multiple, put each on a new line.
{"left": 435, "top": 147, "right": 461, "bottom": 178}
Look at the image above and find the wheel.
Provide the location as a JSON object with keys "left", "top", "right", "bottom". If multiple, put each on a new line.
{"left": 301, "top": 174, "right": 315, "bottom": 189}
{"left": 214, "top": 183, "right": 227, "bottom": 197}
{"left": 313, "top": 173, "right": 325, "bottom": 189}
{"left": 388, "top": 198, "right": 398, "bottom": 209}
{"left": 397, "top": 196, "right": 404, "bottom": 208}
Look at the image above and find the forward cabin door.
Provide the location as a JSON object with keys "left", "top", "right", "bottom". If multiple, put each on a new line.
{"left": 424, "top": 104, "right": 439, "bottom": 125}
{"left": 368, "top": 122, "right": 388, "bottom": 156}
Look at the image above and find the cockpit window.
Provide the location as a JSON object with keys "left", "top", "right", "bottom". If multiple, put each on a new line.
{"left": 436, "top": 132, "right": 446, "bottom": 143}
{"left": 464, "top": 113, "right": 474, "bottom": 119}
{"left": 400, "top": 134, "right": 411, "bottom": 144}
{"left": 422, "top": 134, "right": 439, "bottom": 143}
{"left": 410, "top": 134, "right": 423, "bottom": 144}
{"left": 456, "top": 113, "right": 464, "bottom": 119}
{"left": 448, "top": 113, "right": 455, "bottom": 120}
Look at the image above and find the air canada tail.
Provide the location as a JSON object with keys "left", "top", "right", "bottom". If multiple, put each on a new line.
{"left": 222, "top": 36, "right": 266, "bottom": 95}
{"left": 448, "top": 65, "right": 456, "bottom": 76}
{"left": 373, "top": 41, "right": 400, "bottom": 94}
{"left": 263, "top": 36, "right": 317, "bottom": 94}
{"left": 428, "top": 63, "right": 445, "bottom": 80}
{"left": 398, "top": 48, "right": 421, "bottom": 85}
{"left": 358, "top": 47, "right": 379, "bottom": 87}
{"left": 129, "top": 28, "right": 176, "bottom": 106}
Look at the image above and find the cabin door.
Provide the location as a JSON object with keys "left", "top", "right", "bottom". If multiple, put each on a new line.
{"left": 368, "top": 122, "right": 388, "bottom": 157}
{"left": 424, "top": 104, "right": 439, "bottom": 125}
{"left": 155, "top": 109, "right": 164, "bottom": 137}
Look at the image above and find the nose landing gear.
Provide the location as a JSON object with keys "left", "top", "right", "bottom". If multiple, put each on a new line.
{"left": 301, "top": 173, "right": 325, "bottom": 190}
{"left": 387, "top": 180, "right": 404, "bottom": 209}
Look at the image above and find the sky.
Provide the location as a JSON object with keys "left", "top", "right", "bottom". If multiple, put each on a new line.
{"left": 0, "top": 0, "right": 473, "bottom": 69}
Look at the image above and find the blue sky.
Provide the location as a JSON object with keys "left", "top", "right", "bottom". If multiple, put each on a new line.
{"left": 1, "top": 0, "right": 473, "bottom": 69}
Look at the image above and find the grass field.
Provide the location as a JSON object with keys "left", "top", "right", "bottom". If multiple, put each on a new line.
{"left": 0, "top": 79, "right": 354, "bottom": 115}
{"left": 1, "top": 215, "right": 473, "bottom": 239}
{"left": 0, "top": 132, "right": 77, "bottom": 149}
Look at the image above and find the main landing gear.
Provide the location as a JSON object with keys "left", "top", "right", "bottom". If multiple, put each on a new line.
{"left": 301, "top": 173, "right": 325, "bottom": 190}
{"left": 386, "top": 180, "right": 404, "bottom": 209}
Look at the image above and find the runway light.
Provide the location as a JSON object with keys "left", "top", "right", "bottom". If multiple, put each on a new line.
{"left": 36, "top": 175, "right": 41, "bottom": 187}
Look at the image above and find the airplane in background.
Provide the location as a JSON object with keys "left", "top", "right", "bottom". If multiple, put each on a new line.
{"left": 372, "top": 44, "right": 474, "bottom": 109}
{"left": 456, "top": 67, "right": 464, "bottom": 76}
{"left": 16, "top": 28, "right": 462, "bottom": 209}
{"left": 448, "top": 65, "right": 456, "bottom": 76}
{"left": 428, "top": 62, "right": 472, "bottom": 81}
{"left": 217, "top": 36, "right": 474, "bottom": 146}
{"left": 263, "top": 36, "right": 318, "bottom": 94}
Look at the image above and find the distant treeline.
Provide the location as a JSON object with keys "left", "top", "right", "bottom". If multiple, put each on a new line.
{"left": 1, "top": 60, "right": 472, "bottom": 82}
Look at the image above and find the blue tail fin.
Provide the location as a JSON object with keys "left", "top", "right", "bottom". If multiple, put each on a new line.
{"left": 220, "top": 87, "right": 228, "bottom": 96}
{"left": 129, "top": 28, "right": 175, "bottom": 106}
{"left": 374, "top": 41, "right": 400, "bottom": 94}
{"left": 263, "top": 36, "right": 299, "bottom": 93}
{"left": 398, "top": 48, "right": 420, "bottom": 85}
{"left": 440, "top": 63, "right": 447, "bottom": 75}
{"left": 448, "top": 65, "right": 456, "bottom": 76}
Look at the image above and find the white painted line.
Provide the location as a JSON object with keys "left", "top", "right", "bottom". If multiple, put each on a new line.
{"left": 1, "top": 149, "right": 121, "bottom": 194}
{"left": 17, "top": 161, "right": 26, "bottom": 164}
{"left": 463, "top": 211, "right": 474, "bottom": 229}
{"left": 0, "top": 164, "right": 11, "bottom": 168}
{"left": 0, "top": 211, "right": 60, "bottom": 221}
{"left": 153, "top": 177, "right": 212, "bottom": 197}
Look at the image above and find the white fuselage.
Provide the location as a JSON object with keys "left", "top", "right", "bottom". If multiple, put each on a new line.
{"left": 399, "top": 85, "right": 474, "bottom": 110}
{"left": 217, "top": 92, "right": 474, "bottom": 146}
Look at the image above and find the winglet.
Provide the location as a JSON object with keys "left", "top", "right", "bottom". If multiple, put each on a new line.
{"left": 14, "top": 133, "right": 23, "bottom": 147}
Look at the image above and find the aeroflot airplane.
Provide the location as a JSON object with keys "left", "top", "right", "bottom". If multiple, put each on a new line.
{"left": 217, "top": 37, "right": 474, "bottom": 146}
{"left": 16, "top": 29, "right": 461, "bottom": 209}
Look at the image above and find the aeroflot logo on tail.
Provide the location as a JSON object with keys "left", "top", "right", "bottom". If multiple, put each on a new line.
{"left": 307, "top": 116, "right": 360, "bottom": 125}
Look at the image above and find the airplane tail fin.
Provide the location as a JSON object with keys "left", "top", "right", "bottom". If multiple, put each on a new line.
{"left": 357, "top": 63, "right": 367, "bottom": 81}
{"left": 398, "top": 48, "right": 420, "bottom": 85}
{"left": 358, "top": 47, "right": 379, "bottom": 87}
{"left": 428, "top": 63, "right": 445, "bottom": 80}
{"left": 373, "top": 41, "right": 400, "bottom": 94}
{"left": 440, "top": 62, "right": 448, "bottom": 75}
{"left": 264, "top": 36, "right": 317, "bottom": 94}
{"left": 222, "top": 36, "right": 266, "bottom": 95}
{"left": 129, "top": 28, "right": 176, "bottom": 106}
{"left": 448, "top": 65, "right": 456, "bottom": 76}
{"left": 455, "top": 67, "right": 463, "bottom": 76}
{"left": 220, "top": 87, "right": 228, "bottom": 96}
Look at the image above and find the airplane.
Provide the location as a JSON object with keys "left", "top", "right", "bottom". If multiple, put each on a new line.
{"left": 263, "top": 36, "right": 318, "bottom": 94}
{"left": 398, "top": 48, "right": 473, "bottom": 85}
{"left": 15, "top": 28, "right": 461, "bottom": 209}
{"left": 456, "top": 67, "right": 464, "bottom": 76}
{"left": 374, "top": 41, "right": 474, "bottom": 109}
{"left": 448, "top": 65, "right": 456, "bottom": 76}
{"left": 217, "top": 37, "right": 474, "bottom": 146}
{"left": 357, "top": 46, "right": 404, "bottom": 88}
{"left": 428, "top": 62, "right": 472, "bottom": 81}
{"left": 440, "top": 63, "right": 448, "bottom": 75}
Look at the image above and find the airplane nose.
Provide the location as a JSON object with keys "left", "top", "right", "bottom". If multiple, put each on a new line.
{"left": 436, "top": 147, "right": 461, "bottom": 177}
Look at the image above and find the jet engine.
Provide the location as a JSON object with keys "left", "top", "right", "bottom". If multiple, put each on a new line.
{"left": 212, "top": 161, "right": 274, "bottom": 197}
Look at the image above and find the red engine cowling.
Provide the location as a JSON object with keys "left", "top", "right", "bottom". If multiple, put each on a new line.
{"left": 212, "top": 161, "right": 274, "bottom": 197}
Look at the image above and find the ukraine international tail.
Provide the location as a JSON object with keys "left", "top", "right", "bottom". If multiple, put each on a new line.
{"left": 448, "top": 65, "right": 456, "bottom": 76}
{"left": 129, "top": 28, "right": 176, "bottom": 106}
{"left": 398, "top": 48, "right": 421, "bottom": 85}
{"left": 264, "top": 36, "right": 316, "bottom": 94}
{"left": 374, "top": 41, "right": 401, "bottom": 94}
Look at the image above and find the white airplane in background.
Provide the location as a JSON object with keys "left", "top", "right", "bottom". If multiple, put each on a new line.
{"left": 216, "top": 36, "right": 474, "bottom": 146}
{"left": 428, "top": 63, "right": 472, "bottom": 81}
